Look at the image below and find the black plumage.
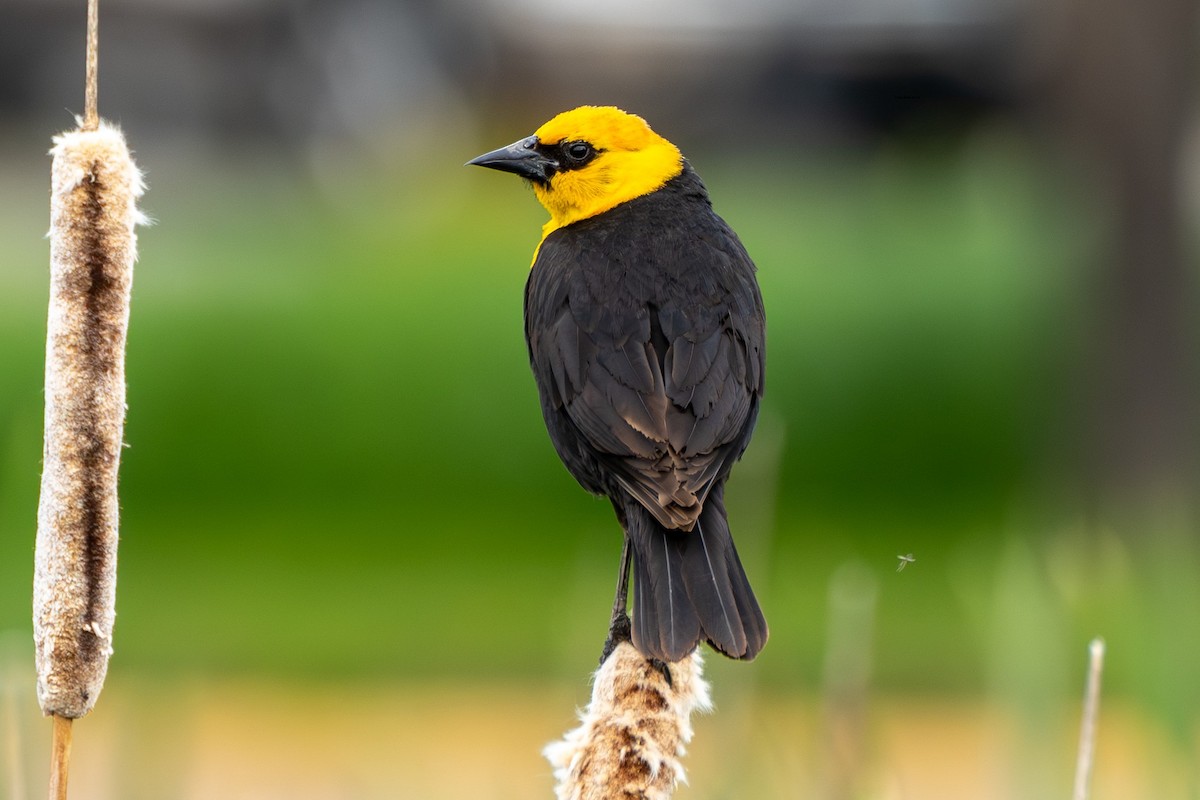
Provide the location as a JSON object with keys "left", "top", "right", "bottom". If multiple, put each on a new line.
{"left": 525, "top": 162, "right": 768, "bottom": 662}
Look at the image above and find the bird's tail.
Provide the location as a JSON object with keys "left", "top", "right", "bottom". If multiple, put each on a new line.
{"left": 626, "top": 484, "right": 768, "bottom": 663}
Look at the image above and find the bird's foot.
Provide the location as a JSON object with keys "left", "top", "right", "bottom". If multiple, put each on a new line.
{"left": 599, "top": 610, "right": 632, "bottom": 665}
{"left": 647, "top": 657, "right": 673, "bottom": 687}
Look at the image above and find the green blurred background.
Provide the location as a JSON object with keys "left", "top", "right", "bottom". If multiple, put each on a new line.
{"left": 1, "top": 0, "right": 1198, "bottom": 797}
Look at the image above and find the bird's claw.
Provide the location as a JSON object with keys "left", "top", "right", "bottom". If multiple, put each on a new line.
{"left": 599, "top": 610, "right": 632, "bottom": 665}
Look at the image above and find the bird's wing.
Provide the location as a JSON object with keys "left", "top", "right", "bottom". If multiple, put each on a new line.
{"left": 527, "top": 227, "right": 764, "bottom": 530}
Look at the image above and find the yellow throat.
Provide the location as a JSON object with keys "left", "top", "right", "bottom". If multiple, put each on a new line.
{"left": 531, "top": 106, "right": 684, "bottom": 245}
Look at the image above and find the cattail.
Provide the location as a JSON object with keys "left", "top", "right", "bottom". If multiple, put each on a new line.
{"left": 544, "top": 642, "right": 711, "bottom": 800}
{"left": 35, "top": 1, "right": 143, "bottom": 796}
{"left": 34, "top": 118, "right": 143, "bottom": 723}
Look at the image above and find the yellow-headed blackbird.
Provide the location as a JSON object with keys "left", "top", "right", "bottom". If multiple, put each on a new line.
{"left": 469, "top": 106, "right": 767, "bottom": 663}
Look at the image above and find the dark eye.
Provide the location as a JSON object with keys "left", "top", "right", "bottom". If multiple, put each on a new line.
{"left": 564, "top": 141, "right": 593, "bottom": 162}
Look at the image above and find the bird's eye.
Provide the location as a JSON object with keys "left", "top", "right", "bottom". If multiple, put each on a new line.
{"left": 564, "top": 141, "right": 593, "bottom": 162}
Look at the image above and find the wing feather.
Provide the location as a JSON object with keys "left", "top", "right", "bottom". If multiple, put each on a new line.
{"left": 525, "top": 194, "right": 764, "bottom": 531}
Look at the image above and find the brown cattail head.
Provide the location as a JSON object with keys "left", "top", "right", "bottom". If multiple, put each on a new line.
{"left": 34, "top": 120, "right": 144, "bottom": 719}
{"left": 544, "top": 643, "right": 712, "bottom": 800}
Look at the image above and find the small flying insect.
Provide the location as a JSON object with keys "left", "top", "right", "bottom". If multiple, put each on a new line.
{"left": 896, "top": 554, "right": 916, "bottom": 572}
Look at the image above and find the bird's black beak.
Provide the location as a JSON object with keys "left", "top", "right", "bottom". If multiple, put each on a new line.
{"left": 466, "top": 135, "right": 558, "bottom": 184}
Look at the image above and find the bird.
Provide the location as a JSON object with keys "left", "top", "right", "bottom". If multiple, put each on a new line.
{"left": 468, "top": 106, "right": 767, "bottom": 664}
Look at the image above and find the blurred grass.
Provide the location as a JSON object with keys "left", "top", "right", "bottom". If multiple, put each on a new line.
{"left": 4, "top": 667, "right": 1191, "bottom": 800}
{"left": 1, "top": 125, "right": 1196, "bottom": 747}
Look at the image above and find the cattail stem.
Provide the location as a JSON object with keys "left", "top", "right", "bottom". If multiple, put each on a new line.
{"left": 36, "top": 4, "right": 141, "bottom": 797}
{"left": 1072, "top": 638, "right": 1105, "bottom": 800}
{"left": 84, "top": 0, "right": 98, "bottom": 131}
{"left": 48, "top": 715, "right": 72, "bottom": 800}
{"left": 544, "top": 643, "right": 710, "bottom": 800}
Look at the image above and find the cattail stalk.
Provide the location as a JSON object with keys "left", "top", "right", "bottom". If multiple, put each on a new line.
{"left": 47, "top": 716, "right": 73, "bottom": 800}
{"left": 544, "top": 643, "right": 711, "bottom": 800}
{"left": 35, "top": 6, "right": 146, "bottom": 781}
{"left": 84, "top": 0, "right": 98, "bottom": 131}
{"left": 36, "top": 0, "right": 143, "bottom": 793}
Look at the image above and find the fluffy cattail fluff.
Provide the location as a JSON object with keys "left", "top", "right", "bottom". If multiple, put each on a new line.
{"left": 544, "top": 643, "right": 711, "bottom": 800}
{"left": 34, "top": 120, "right": 144, "bottom": 720}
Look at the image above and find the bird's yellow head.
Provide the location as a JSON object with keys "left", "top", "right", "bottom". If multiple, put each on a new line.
{"left": 468, "top": 106, "right": 684, "bottom": 242}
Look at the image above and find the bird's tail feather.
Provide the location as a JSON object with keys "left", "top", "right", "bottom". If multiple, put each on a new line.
{"left": 628, "top": 485, "right": 767, "bottom": 662}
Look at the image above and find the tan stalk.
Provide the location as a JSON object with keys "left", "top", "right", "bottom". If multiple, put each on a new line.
{"left": 48, "top": 716, "right": 73, "bottom": 800}
{"left": 544, "top": 643, "right": 711, "bottom": 800}
{"left": 36, "top": 0, "right": 144, "bottom": 796}
{"left": 84, "top": 0, "right": 98, "bottom": 131}
{"left": 1072, "top": 638, "right": 1106, "bottom": 800}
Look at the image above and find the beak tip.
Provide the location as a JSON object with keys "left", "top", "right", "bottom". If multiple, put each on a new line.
{"left": 464, "top": 137, "right": 556, "bottom": 183}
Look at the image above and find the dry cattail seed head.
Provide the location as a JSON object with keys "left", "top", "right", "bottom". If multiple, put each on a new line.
{"left": 544, "top": 643, "right": 711, "bottom": 800}
{"left": 34, "top": 120, "right": 144, "bottom": 719}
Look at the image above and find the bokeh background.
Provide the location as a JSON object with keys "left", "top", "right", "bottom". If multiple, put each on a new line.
{"left": 2, "top": 0, "right": 1198, "bottom": 797}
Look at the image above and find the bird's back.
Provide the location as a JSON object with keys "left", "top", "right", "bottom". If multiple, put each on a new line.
{"left": 525, "top": 163, "right": 766, "bottom": 529}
